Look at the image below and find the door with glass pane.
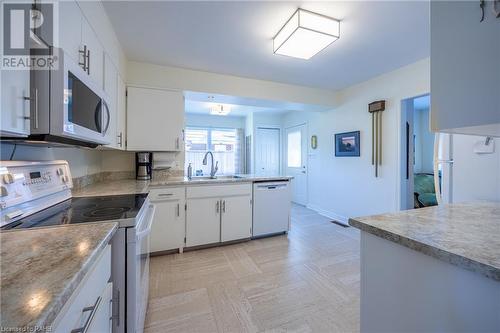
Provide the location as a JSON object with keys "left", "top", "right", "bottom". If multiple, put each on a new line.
{"left": 286, "top": 124, "right": 307, "bottom": 205}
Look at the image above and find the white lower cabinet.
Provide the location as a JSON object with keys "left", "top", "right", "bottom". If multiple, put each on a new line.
{"left": 150, "top": 187, "right": 186, "bottom": 253}
{"left": 221, "top": 196, "right": 252, "bottom": 242}
{"left": 186, "top": 184, "right": 252, "bottom": 247}
{"left": 186, "top": 197, "right": 221, "bottom": 247}
{"left": 53, "top": 246, "right": 112, "bottom": 333}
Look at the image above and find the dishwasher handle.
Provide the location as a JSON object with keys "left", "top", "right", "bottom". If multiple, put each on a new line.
{"left": 256, "top": 184, "right": 288, "bottom": 189}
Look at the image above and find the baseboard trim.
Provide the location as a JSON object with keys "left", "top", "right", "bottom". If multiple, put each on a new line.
{"left": 306, "top": 204, "right": 350, "bottom": 227}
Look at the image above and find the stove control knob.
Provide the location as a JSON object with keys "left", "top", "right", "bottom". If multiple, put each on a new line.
{"left": 56, "top": 168, "right": 65, "bottom": 176}
{"left": 0, "top": 186, "right": 8, "bottom": 197}
{"left": 2, "top": 173, "right": 14, "bottom": 184}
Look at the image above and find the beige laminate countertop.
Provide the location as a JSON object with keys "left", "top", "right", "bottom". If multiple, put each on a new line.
{"left": 349, "top": 202, "right": 500, "bottom": 281}
{"left": 72, "top": 175, "right": 292, "bottom": 197}
{"left": 0, "top": 223, "right": 118, "bottom": 330}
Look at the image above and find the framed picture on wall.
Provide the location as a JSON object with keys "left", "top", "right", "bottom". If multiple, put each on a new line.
{"left": 335, "top": 131, "right": 360, "bottom": 157}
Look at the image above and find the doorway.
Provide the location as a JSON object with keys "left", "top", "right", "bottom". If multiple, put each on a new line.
{"left": 285, "top": 124, "right": 307, "bottom": 205}
{"left": 255, "top": 127, "right": 281, "bottom": 175}
{"left": 400, "top": 94, "right": 438, "bottom": 210}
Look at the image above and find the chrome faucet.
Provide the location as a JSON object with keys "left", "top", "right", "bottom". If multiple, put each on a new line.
{"left": 202, "top": 151, "right": 218, "bottom": 178}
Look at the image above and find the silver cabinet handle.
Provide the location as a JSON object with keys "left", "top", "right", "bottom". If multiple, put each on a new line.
{"left": 24, "top": 89, "right": 38, "bottom": 128}
{"left": 110, "top": 288, "right": 120, "bottom": 327}
{"left": 34, "top": 88, "right": 38, "bottom": 129}
{"left": 79, "top": 45, "right": 90, "bottom": 73}
{"left": 175, "top": 137, "right": 180, "bottom": 150}
{"left": 222, "top": 200, "right": 226, "bottom": 213}
{"left": 86, "top": 48, "right": 90, "bottom": 74}
{"left": 176, "top": 203, "right": 180, "bottom": 217}
{"left": 158, "top": 193, "right": 173, "bottom": 197}
{"left": 117, "top": 132, "right": 123, "bottom": 147}
{"left": 71, "top": 296, "right": 102, "bottom": 333}
{"left": 79, "top": 45, "right": 87, "bottom": 71}
{"left": 216, "top": 200, "right": 219, "bottom": 213}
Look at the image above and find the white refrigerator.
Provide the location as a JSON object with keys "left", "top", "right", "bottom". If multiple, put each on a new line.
{"left": 434, "top": 133, "right": 500, "bottom": 204}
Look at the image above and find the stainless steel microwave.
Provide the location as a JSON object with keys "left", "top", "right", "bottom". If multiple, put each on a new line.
{"left": 9, "top": 48, "right": 111, "bottom": 148}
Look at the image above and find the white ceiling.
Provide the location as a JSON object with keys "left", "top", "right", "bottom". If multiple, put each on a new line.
{"left": 103, "top": 1, "right": 429, "bottom": 90}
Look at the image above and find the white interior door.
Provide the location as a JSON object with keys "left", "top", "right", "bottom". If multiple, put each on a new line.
{"left": 255, "top": 127, "right": 280, "bottom": 175}
{"left": 286, "top": 124, "right": 307, "bottom": 205}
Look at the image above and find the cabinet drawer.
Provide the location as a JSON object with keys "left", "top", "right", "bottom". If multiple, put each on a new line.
{"left": 149, "top": 187, "right": 185, "bottom": 202}
{"left": 187, "top": 184, "right": 252, "bottom": 199}
{"left": 53, "top": 245, "right": 111, "bottom": 332}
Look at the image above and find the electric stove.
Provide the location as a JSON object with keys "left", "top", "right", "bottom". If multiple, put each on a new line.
{"left": 1, "top": 193, "right": 148, "bottom": 230}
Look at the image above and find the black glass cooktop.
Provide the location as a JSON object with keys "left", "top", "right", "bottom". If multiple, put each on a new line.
{"left": 2, "top": 193, "right": 148, "bottom": 230}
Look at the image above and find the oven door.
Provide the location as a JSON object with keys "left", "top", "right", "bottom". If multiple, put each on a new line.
{"left": 51, "top": 49, "right": 111, "bottom": 145}
{"left": 127, "top": 202, "right": 155, "bottom": 333}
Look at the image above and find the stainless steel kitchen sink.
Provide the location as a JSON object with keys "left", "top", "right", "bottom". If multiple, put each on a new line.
{"left": 188, "top": 175, "right": 243, "bottom": 181}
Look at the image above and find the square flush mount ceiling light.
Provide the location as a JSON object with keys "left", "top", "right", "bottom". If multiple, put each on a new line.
{"left": 210, "top": 104, "right": 231, "bottom": 116}
{"left": 273, "top": 8, "right": 340, "bottom": 60}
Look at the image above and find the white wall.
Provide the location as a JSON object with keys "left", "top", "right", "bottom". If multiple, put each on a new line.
{"left": 185, "top": 114, "right": 245, "bottom": 129}
{"left": 414, "top": 108, "right": 434, "bottom": 173}
{"left": 293, "top": 58, "right": 431, "bottom": 222}
{"left": 126, "top": 61, "right": 338, "bottom": 108}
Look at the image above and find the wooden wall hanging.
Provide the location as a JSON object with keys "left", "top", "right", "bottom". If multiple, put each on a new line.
{"left": 369, "top": 100, "right": 386, "bottom": 177}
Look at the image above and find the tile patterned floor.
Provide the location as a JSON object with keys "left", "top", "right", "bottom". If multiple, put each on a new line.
{"left": 145, "top": 204, "right": 360, "bottom": 333}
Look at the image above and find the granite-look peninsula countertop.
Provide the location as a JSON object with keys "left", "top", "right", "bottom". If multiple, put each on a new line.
{"left": 0, "top": 223, "right": 118, "bottom": 329}
{"left": 349, "top": 202, "right": 500, "bottom": 281}
{"left": 72, "top": 175, "right": 292, "bottom": 196}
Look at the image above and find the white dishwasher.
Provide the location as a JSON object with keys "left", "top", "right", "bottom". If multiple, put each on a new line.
{"left": 252, "top": 181, "right": 291, "bottom": 237}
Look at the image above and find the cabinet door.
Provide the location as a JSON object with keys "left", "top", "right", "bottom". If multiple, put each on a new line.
{"left": 127, "top": 87, "right": 184, "bottom": 151}
{"left": 186, "top": 197, "right": 220, "bottom": 247}
{"left": 0, "top": 70, "right": 30, "bottom": 137}
{"left": 82, "top": 17, "right": 104, "bottom": 89}
{"left": 116, "top": 75, "right": 126, "bottom": 149}
{"left": 221, "top": 195, "right": 252, "bottom": 242}
{"left": 87, "top": 282, "right": 113, "bottom": 333}
{"left": 58, "top": 0, "right": 82, "bottom": 64}
{"left": 150, "top": 198, "right": 185, "bottom": 252}
{"left": 103, "top": 54, "right": 117, "bottom": 148}
{"left": 430, "top": 1, "right": 500, "bottom": 136}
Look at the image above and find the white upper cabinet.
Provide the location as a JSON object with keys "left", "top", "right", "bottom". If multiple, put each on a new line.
{"left": 1, "top": 70, "right": 31, "bottom": 137}
{"left": 116, "top": 74, "right": 126, "bottom": 150}
{"left": 126, "top": 87, "right": 184, "bottom": 151}
{"left": 430, "top": 1, "right": 500, "bottom": 137}
{"left": 103, "top": 54, "right": 118, "bottom": 148}
{"left": 58, "top": 1, "right": 106, "bottom": 90}
{"left": 58, "top": 0, "right": 83, "bottom": 65}
{"left": 81, "top": 18, "right": 104, "bottom": 89}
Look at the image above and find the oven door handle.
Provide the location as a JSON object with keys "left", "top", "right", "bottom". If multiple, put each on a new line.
{"left": 136, "top": 204, "right": 155, "bottom": 240}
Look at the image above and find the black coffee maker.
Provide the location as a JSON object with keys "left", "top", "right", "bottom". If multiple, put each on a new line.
{"left": 136, "top": 152, "right": 153, "bottom": 180}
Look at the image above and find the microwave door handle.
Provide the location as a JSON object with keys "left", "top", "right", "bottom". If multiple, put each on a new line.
{"left": 94, "top": 100, "right": 102, "bottom": 132}
{"left": 103, "top": 100, "right": 110, "bottom": 135}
